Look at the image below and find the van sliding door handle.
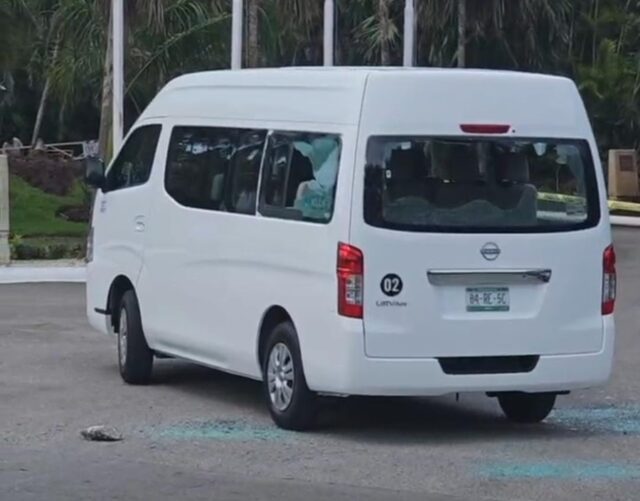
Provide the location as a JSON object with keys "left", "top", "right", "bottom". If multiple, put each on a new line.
{"left": 427, "top": 269, "right": 552, "bottom": 286}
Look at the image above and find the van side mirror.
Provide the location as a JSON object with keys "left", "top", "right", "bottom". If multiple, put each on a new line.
{"left": 85, "top": 156, "right": 106, "bottom": 190}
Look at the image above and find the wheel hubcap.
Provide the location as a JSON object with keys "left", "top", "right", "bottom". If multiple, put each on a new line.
{"left": 118, "top": 308, "right": 128, "bottom": 367}
{"left": 267, "top": 343, "right": 294, "bottom": 412}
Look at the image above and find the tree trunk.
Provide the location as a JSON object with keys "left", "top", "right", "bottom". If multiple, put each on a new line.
{"left": 31, "top": 77, "right": 51, "bottom": 146}
{"left": 592, "top": 0, "right": 600, "bottom": 64}
{"left": 457, "top": 0, "right": 466, "bottom": 68}
{"left": 379, "top": 0, "right": 391, "bottom": 65}
{"left": 98, "top": 14, "right": 114, "bottom": 161}
{"left": 56, "top": 101, "right": 65, "bottom": 142}
{"left": 31, "top": 42, "right": 59, "bottom": 146}
{"left": 247, "top": 0, "right": 260, "bottom": 68}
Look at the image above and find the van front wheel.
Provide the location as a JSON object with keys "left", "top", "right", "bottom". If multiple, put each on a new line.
{"left": 117, "top": 290, "right": 153, "bottom": 385}
{"left": 498, "top": 392, "right": 556, "bottom": 424}
{"left": 262, "top": 322, "right": 317, "bottom": 430}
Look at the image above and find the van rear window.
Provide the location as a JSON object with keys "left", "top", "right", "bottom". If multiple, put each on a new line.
{"left": 364, "top": 137, "right": 600, "bottom": 233}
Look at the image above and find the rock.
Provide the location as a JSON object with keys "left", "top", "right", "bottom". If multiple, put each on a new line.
{"left": 80, "top": 426, "right": 123, "bottom": 442}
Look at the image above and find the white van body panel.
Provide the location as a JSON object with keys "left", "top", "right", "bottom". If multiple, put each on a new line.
{"left": 139, "top": 69, "right": 368, "bottom": 126}
{"left": 136, "top": 117, "right": 357, "bottom": 380}
{"left": 86, "top": 120, "right": 168, "bottom": 335}
{"left": 87, "top": 68, "right": 615, "bottom": 397}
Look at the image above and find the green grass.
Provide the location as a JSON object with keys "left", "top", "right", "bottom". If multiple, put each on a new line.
{"left": 9, "top": 175, "right": 89, "bottom": 238}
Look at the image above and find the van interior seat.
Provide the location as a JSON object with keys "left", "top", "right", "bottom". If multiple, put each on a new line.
{"left": 429, "top": 147, "right": 538, "bottom": 226}
{"left": 432, "top": 145, "right": 487, "bottom": 209}
{"left": 210, "top": 171, "right": 225, "bottom": 204}
{"left": 491, "top": 153, "right": 539, "bottom": 225}
{"left": 289, "top": 149, "right": 315, "bottom": 207}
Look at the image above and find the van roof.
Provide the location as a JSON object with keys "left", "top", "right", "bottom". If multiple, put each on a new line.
{"left": 159, "top": 67, "right": 570, "bottom": 94}
{"left": 140, "top": 67, "right": 578, "bottom": 129}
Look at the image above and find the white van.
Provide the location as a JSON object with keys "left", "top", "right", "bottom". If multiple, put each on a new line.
{"left": 85, "top": 68, "right": 616, "bottom": 430}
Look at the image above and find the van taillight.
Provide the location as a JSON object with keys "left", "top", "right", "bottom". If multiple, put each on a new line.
{"left": 337, "top": 243, "right": 363, "bottom": 318}
{"left": 602, "top": 245, "right": 616, "bottom": 315}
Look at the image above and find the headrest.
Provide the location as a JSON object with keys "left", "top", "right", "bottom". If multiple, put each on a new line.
{"left": 444, "top": 144, "right": 480, "bottom": 183}
{"left": 498, "top": 153, "right": 530, "bottom": 183}
{"left": 388, "top": 148, "right": 424, "bottom": 181}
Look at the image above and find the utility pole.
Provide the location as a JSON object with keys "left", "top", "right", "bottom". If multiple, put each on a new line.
{"left": 112, "top": 0, "right": 124, "bottom": 152}
{"left": 231, "top": 0, "right": 243, "bottom": 69}
{"left": 324, "top": 0, "right": 334, "bottom": 66}
{"left": 403, "top": 0, "right": 415, "bottom": 67}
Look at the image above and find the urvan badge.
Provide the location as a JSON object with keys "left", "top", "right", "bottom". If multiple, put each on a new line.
{"left": 480, "top": 242, "right": 501, "bottom": 261}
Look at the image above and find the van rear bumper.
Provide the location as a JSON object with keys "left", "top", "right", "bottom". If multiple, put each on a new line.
{"left": 306, "top": 316, "right": 615, "bottom": 397}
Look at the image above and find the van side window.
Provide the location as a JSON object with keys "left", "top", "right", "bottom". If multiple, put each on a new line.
{"left": 105, "top": 125, "right": 161, "bottom": 192}
{"left": 259, "top": 132, "right": 341, "bottom": 223}
{"left": 165, "top": 127, "right": 235, "bottom": 210}
{"left": 226, "top": 130, "right": 267, "bottom": 215}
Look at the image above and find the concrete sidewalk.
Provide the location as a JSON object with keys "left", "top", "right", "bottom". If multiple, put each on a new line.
{"left": 0, "top": 259, "right": 85, "bottom": 284}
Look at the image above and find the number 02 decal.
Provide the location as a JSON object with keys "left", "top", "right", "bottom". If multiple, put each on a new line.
{"left": 380, "top": 274, "right": 403, "bottom": 297}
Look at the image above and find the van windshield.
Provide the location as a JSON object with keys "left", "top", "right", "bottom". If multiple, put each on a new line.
{"left": 364, "top": 137, "right": 600, "bottom": 233}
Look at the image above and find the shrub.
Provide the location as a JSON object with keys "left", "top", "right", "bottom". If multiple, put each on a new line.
{"left": 11, "top": 240, "right": 86, "bottom": 260}
{"left": 57, "top": 204, "right": 91, "bottom": 223}
{"left": 8, "top": 155, "right": 80, "bottom": 196}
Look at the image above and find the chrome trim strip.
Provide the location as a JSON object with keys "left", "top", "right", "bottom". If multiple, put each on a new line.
{"left": 427, "top": 269, "right": 552, "bottom": 286}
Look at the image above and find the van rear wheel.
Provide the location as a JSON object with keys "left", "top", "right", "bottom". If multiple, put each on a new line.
{"left": 117, "top": 290, "right": 153, "bottom": 385}
{"left": 262, "top": 322, "right": 317, "bottom": 430}
{"left": 498, "top": 392, "right": 556, "bottom": 424}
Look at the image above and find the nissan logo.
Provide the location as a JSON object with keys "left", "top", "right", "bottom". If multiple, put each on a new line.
{"left": 480, "top": 242, "right": 501, "bottom": 261}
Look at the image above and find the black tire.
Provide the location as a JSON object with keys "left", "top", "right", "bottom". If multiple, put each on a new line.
{"left": 261, "top": 322, "right": 317, "bottom": 431}
{"left": 116, "top": 290, "right": 153, "bottom": 385}
{"left": 498, "top": 392, "right": 556, "bottom": 424}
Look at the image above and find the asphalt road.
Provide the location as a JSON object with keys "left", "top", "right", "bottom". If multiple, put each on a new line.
{"left": 1, "top": 228, "right": 640, "bottom": 500}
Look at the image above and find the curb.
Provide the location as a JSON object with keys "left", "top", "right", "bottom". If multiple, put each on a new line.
{"left": 610, "top": 216, "right": 640, "bottom": 228}
{"left": 0, "top": 261, "right": 86, "bottom": 284}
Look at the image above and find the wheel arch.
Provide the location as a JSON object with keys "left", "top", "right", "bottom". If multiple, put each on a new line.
{"left": 107, "top": 275, "right": 136, "bottom": 331}
{"left": 256, "top": 305, "right": 295, "bottom": 371}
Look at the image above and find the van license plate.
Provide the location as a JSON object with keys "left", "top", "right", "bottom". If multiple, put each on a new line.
{"left": 466, "top": 287, "right": 510, "bottom": 312}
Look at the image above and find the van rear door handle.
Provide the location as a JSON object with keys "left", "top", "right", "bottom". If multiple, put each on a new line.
{"left": 134, "top": 216, "right": 146, "bottom": 232}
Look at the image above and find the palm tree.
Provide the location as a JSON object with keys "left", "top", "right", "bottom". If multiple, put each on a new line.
{"left": 377, "top": 0, "right": 391, "bottom": 65}
{"left": 247, "top": 0, "right": 261, "bottom": 67}
{"left": 26, "top": 1, "right": 63, "bottom": 146}
{"left": 0, "top": 1, "right": 30, "bottom": 124}
{"left": 0, "top": 1, "right": 30, "bottom": 67}
{"left": 415, "top": 0, "right": 571, "bottom": 69}
{"left": 58, "top": 0, "right": 226, "bottom": 158}
{"left": 263, "top": 0, "right": 323, "bottom": 66}
{"left": 31, "top": 38, "right": 59, "bottom": 145}
{"left": 2, "top": 0, "right": 639, "bottom": 156}
{"left": 350, "top": 0, "right": 400, "bottom": 65}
